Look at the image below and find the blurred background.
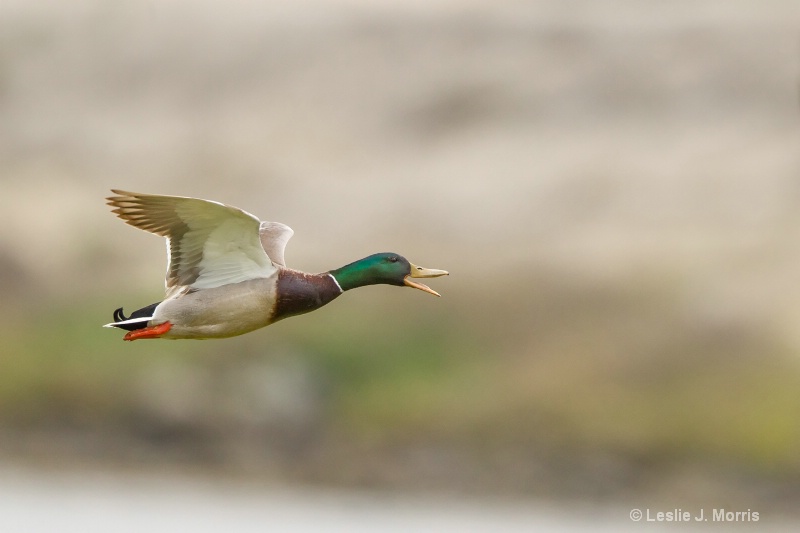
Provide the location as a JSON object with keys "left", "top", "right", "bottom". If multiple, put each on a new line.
{"left": 1, "top": 0, "right": 800, "bottom": 529}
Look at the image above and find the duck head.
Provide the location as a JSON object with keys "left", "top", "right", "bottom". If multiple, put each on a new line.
{"left": 330, "top": 252, "right": 449, "bottom": 296}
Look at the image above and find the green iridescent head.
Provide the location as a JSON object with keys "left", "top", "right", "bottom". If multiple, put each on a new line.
{"left": 329, "top": 252, "right": 448, "bottom": 296}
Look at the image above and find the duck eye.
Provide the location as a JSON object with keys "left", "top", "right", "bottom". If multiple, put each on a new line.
{"left": 388, "top": 256, "right": 398, "bottom": 263}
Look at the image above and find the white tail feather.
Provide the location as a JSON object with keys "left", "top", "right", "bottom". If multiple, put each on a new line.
{"left": 103, "top": 316, "right": 152, "bottom": 328}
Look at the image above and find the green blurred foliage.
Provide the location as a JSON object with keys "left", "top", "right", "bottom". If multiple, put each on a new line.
{"left": 2, "top": 272, "right": 800, "bottom": 499}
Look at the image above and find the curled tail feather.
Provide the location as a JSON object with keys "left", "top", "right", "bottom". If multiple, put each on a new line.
{"left": 105, "top": 302, "right": 161, "bottom": 331}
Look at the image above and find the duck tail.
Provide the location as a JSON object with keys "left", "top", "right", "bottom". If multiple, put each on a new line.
{"left": 113, "top": 307, "right": 129, "bottom": 322}
{"left": 103, "top": 302, "right": 161, "bottom": 331}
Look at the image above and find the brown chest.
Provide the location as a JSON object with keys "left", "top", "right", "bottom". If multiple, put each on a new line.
{"left": 271, "top": 270, "right": 342, "bottom": 322}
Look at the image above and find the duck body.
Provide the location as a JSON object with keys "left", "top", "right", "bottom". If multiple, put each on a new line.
{"left": 104, "top": 190, "right": 446, "bottom": 341}
{"left": 135, "top": 270, "right": 340, "bottom": 339}
{"left": 152, "top": 277, "right": 278, "bottom": 339}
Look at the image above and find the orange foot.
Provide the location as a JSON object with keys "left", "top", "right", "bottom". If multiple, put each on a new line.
{"left": 123, "top": 321, "right": 172, "bottom": 341}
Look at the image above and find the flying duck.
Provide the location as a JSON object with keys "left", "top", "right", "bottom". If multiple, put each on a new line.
{"left": 104, "top": 190, "right": 448, "bottom": 340}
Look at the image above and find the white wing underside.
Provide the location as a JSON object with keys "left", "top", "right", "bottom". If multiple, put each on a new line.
{"left": 108, "top": 190, "right": 293, "bottom": 298}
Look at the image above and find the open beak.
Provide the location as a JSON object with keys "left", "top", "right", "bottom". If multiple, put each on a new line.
{"left": 403, "top": 263, "right": 449, "bottom": 297}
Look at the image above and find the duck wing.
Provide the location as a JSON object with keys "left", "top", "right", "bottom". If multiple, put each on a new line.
{"left": 258, "top": 221, "right": 294, "bottom": 267}
{"left": 108, "top": 190, "right": 278, "bottom": 297}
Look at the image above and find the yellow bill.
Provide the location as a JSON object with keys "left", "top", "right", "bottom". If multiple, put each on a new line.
{"left": 403, "top": 263, "right": 449, "bottom": 297}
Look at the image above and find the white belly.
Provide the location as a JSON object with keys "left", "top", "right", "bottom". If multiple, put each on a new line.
{"left": 152, "top": 278, "right": 277, "bottom": 339}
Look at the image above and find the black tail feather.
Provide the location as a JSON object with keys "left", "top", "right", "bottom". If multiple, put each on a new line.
{"left": 110, "top": 302, "right": 161, "bottom": 331}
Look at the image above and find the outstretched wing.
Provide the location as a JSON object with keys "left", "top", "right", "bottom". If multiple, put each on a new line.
{"left": 107, "top": 190, "right": 276, "bottom": 297}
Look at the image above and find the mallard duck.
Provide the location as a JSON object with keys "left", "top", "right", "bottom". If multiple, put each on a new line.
{"left": 103, "top": 190, "right": 448, "bottom": 341}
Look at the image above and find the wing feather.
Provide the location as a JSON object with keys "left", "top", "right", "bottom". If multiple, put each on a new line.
{"left": 107, "top": 190, "right": 278, "bottom": 296}
{"left": 259, "top": 221, "right": 294, "bottom": 267}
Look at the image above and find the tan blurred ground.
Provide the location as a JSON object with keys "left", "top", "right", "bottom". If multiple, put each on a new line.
{"left": 1, "top": 0, "right": 800, "bottom": 513}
